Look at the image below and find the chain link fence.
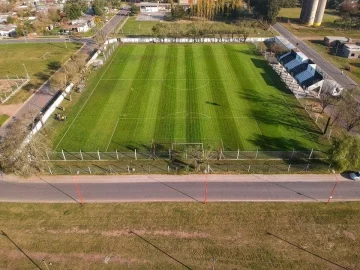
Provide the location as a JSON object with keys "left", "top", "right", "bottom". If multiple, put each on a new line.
{"left": 47, "top": 162, "right": 330, "bottom": 175}
{"left": 47, "top": 149, "right": 327, "bottom": 161}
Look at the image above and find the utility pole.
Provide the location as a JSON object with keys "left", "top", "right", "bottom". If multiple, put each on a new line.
{"left": 23, "top": 30, "right": 27, "bottom": 43}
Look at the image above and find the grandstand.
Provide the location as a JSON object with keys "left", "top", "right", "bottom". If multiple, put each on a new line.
{"left": 278, "top": 50, "right": 324, "bottom": 95}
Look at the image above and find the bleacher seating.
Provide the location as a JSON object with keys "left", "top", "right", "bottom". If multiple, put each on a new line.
{"left": 289, "top": 63, "right": 308, "bottom": 77}
{"left": 279, "top": 51, "right": 297, "bottom": 66}
{"left": 302, "top": 72, "right": 323, "bottom": 89}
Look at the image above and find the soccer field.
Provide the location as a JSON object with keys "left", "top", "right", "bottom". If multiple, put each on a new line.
{"left": 53, "top": 44, "right": 323, "bottom": 152}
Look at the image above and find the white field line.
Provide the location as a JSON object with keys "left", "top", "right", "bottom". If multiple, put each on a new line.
{"left": 106, "top": 118, "right": 120, "bottom": 151}
{"left": 115, "top": 116, "right": 249, "bottom": 120}
{"left": 251, "top": 53, "right": 320, "bottom": 150}
{"left": 55, "top": 44, "right": 123, "bottom": 150}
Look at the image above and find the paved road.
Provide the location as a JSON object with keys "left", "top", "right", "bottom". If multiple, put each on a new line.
{"left": 0, "top": 13, "right": 125, "bottom": 137}
{"left": 0, "top": 174, "right": 359, "bottom": 202}
{"left": 273, "top": 23, "right": 358, "bottom": 90}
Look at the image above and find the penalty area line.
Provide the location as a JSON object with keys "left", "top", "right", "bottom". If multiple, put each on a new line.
{"left": 106, "top": 118, "right": 120, "bottom": 151}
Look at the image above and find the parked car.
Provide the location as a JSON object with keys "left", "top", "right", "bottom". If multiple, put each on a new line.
{"left": 349, "top": 171, "right": 360, "bottom": 180}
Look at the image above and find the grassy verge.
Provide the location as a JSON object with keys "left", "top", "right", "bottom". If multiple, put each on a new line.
{"left": 0, "top": 114, "right": 9, "bottom": 126}
{"left": 0, "top": 202, "right": 359, "bottom": 269}
{"left": 0, "top": 42, "right": 82, "bottom": 104}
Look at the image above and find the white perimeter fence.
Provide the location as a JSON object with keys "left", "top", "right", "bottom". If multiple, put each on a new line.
{"left": 119, "top": 37, "right": 274, "bottom": 43}
{"left": 48, "top": 149, "right": 327, "bottom": 161}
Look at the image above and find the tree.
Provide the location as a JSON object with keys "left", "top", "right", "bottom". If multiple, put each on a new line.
{"left": 7, "top": 16, "right": 15, "bottom": 24}
{"left": 171, "top": 4, "right": 186, "bottom": 20}
{"left": 339, "top": 99, "right": 360, "bottom": 132}
{"left": 319, "top": 90, "right": 334, "bottom": 114}
{"left": 48, "top": 9, "right": 61, "bottom": 23}
{"left": 93, "top": 0, "right": 105, "bottom": 16}
{"left": 130, "top": 4, "right": 140, "bottom": 16}
{"left": 253, "top": 0, "right": 280, "bottom": 23}
{"left": 331, "top": 134, "right": 360, "bottom": 171}
{"left": 0, "top": 115, "right": 50, "bottom": 177}
{"left": 64, "top": 2, "right": 82, "bottom": 20}
{"left": 50, "top": 71, "right": 67, "bottom": 91}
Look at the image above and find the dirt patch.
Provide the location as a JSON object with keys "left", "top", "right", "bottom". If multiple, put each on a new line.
{"left": 343, "top": 231, "right": 356, "bottom": 241}
{"left": 43, "top": 227, "right": 90, "bottom": 235}
{"left": 0, "top": 103, "right": 23, "bottom": 116}
{"left": 102, "top": 229, "right": 210, "bottom": 238}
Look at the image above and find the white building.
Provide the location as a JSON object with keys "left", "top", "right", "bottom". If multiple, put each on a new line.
{"left": 0, "top": 24, "right": 17, "bottom": 37}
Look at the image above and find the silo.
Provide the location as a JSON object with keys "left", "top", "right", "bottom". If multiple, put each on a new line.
{"left": 300, "top": 0, "right": 320, "bottom": 26}
{"left": 307, "top": 0, "right": 320, "bottom": 26}
{"left": 314, "top": 0, "right": 327, "bottom": 26}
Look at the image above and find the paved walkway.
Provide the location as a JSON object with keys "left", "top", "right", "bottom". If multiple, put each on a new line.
{"left": 273, "top": 23, "right": 358, "bottom": 90}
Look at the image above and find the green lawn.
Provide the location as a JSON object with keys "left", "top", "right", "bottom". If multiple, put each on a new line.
{"left": 120, "top": 16, "right": 160, "bottom": 36}
{"left": 51, "top": 44, "right": 324, "bottom": 152}
{"left": 0, "top": 202, "right": 359, "bottom": 269}
{"left": 0, "top": 114, "right": 9, "bottom": 126}
{"left": 0, "top": 43, "right": 82, "bottom": 103}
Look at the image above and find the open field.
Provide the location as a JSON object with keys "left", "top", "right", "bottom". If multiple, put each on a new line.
{"left": 51, "top": 44, "right": 326, "bottom": 152}
{"left": 278, "top": 8, "right": 340, "bottom": 24}
{"left": 0, "top": 43, "right": 82, "bottom": 103}
{"left": 0, "top": 202, "right": 359, "bottom": 269}
{"left": 278, "top": 8, "right": 360, "bottom": 38}
{"left": 120, "top": 16, "right": 159, "bottom": 36}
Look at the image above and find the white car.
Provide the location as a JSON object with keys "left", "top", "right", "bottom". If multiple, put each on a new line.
{"left": 349, "top": 171, "right": 360, "bottom": 180}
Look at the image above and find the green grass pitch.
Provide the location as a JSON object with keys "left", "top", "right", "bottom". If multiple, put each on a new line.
{"left": 53, "top": 44, "right": 325, "bottom": 152}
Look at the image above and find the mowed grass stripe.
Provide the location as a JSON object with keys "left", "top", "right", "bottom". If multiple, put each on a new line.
{"left": 54, "top": 45, "right": 130, "bottom": 151}
{"left": 185, "top": 45, "right": 201, "bottom": 142}
{"left": 202, "top": 45, "right": 244, "bottom": 149}
{"left": 112, "top": 45, "right": 158, "bottom": 147}
{"left": 153, "top": 45, "right": 177, "bottom": 141}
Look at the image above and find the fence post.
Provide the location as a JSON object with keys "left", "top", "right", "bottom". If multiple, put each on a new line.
{"left": 248, "top": 165, "right": 251, "bottom": 172}
{"left": 306, "top": 164, "right": 310, "bottom": 171}
{"left": 308, "top": 148, "right": 313, "bottom": 159}
{"left": 291, "top": 149, "right": 295, "bottom": 159}
{"left": 168, "top": 166, "right": 170, "bottom": 173}
{"left": 88, "top": 166, "right": 91, "bottom": 174}
{"left": 288, "top": 164, "right": 291, "bottom": 172}
{"left": 255, "top": 149, "right": 258, "bottom": 159}
{"left": 135, "top": 149, "right": 137, "bottom": 160}
{"left": 62, "top": 149, "right": 66, "bottom": 161}
{"left": 237, "top": 149, "right": 239, "bottom": 160}
{"left": 80, "top": 150, "right": 83, "bottom": 160}
{"left": 46, "top": 151, "right": 50, "bottom": 160}
{"left": 48, "top": 166, "right": 52, "bottom": 175}
{"left": 127, "top": 165, "right": 130, "bottom": 173}
{"left": 169, "top": 149, "right": 171, "bottom": 159}
{"left": 116, "top": 149, "right": 119, "bottom": 160}
{"left": 98, "top": 150, "right": 101, "bottom": 160}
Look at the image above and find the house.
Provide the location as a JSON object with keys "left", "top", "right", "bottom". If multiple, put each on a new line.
{"left": 341, "top": 43, "right": 360, "bottom": 59}
{"left": 324, "top": 36, "right": 351, "bottom": 47}
{"left": 0, "top": 24, "right": 17, "bottom": 36}
{"left": 71, "top": 22, "right": 89, "bottom": 33}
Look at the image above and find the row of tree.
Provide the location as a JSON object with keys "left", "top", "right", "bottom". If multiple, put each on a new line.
{"left": 152, "top": 21, "right": 261, "bottom": 41}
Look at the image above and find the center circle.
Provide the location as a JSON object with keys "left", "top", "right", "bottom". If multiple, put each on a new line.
{"left": 162, "top": 71, "right": 210, "bottom": 91}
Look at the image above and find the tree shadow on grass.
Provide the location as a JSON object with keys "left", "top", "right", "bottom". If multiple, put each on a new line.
{"left": 0, "top": 231, "right": 42, "bottom": 270}
{"left": 266, "top": 232, "right": 350, "bottom": 270}
{"left": 129, "top": 230, "right": 193, "bottom": 270}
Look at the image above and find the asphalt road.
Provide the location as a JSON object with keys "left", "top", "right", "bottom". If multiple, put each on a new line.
{"left": 273, "top": 23, "right": 358, "bottom": 90}
{"left": 0, "top": 174, "right": 359, "bottom": 203}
